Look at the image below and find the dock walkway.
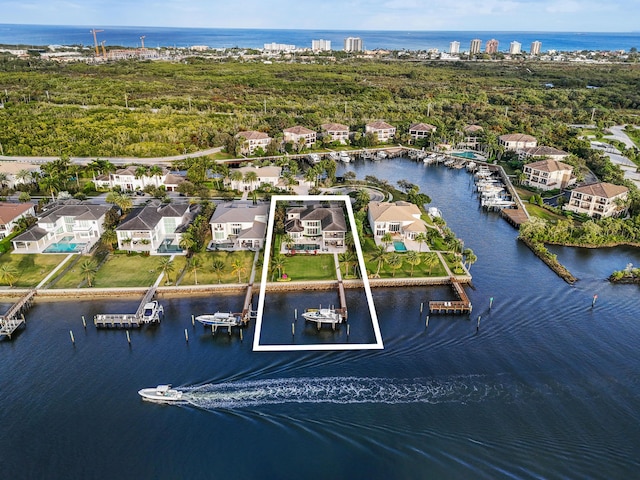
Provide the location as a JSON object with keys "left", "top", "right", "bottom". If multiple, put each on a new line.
{"left": 94, "top": 286, "right": 160, "bottom": 328}
{"left": 429, "top": 278, "right": 472, "bottom": 315}
{"left": 0, "top": 289, "right": 36, "bottom": 339}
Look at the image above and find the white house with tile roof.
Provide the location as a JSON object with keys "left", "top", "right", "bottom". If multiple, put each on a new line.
{"left": 368, "top": 201, "right": 427, "bottom": 245}
{"left": 518, "top": 146, "right": 570, "bottom": 162}
{"left": 365, "top": 121, "right": 396, "bottom": 143}
{"left": 409, "top": 123, "right": 437, "bottom": 141}
{"left": 284, "top": 126, "right": 317, "bottom": 149}
{"left": 0, "top": 202, "right": 35, "bottom": 239}
{"left": 499, "top": 133, "right": 537, "bottom": 151}
{"left": 93, "top": 166, "right": 183, "bottom": 192}
{"left": 227, "top": 165, "right": 282, "bottom": 192}
{"left": 522, "top": 159, "right": 576, "bottom": 191}
{"left": 0, "top": 162, "right": 40, "bottom": 189}
{"left": 321, "top": 123, "right": 350, "bottom": 144}
{"left": 116, "top": 202, "right": 196, "bottom": 254}
{"left": 11, "top": 202, "right": 111, "bottom": 253}
{"left": 285, "top": 203, "right": 347, "bottom": 251}
{"left": 236, "top": 131, "right": 272, "bottom": 155}
{"left": 208, "top": 201, "right": 269, "bottom": 250}
{"left": 564, "top": 182, "right": 629, "bottom": 219}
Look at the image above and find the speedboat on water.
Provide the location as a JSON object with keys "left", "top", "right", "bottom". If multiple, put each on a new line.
{"left": 138, "top": 384, "right": 183, "bottom": 402}
{"left": 195, "top": 312, "right": 243, "bottom": 327}
{"left": 141, "top": 301, "right": 164, "bottom": 323}
{"left": 339, "top": 151, "right": 351, "bottom": 163}
{"left": 302, "top": 308, "right": 343, "bottom": 324}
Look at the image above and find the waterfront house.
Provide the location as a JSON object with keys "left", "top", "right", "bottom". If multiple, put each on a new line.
{"left": 227, "top": 166, "right": 282, "bottom": 192}
{"left": 0, "top": 202, "right": 36, "bottom": 239}
{"left": 522, "top": 159, "right": 576, "bottom": 191}
{"left": 409, "top": 123, "right": 437, "bottom": 141}
{"left": 365, "top": 121, "right": 396, "bottom": 143}
{"left": 320, "top": 123, "right": 350, "bottom": 144}
{"left": 564, "top": 182, "right": 629, "bottom": 219}
{"left": 116, "top": 202, "right": 196, "bottom": 255}
{"left": 499, "top": 133, "right": 537, "bottom": 151}
{"left": 285, "top": 203, "right": 347, "bottom": 252}
{"left": 208, "top": 201, "right": 269, "bottom": 250}
{"left": 11, "top": 202, "right": 110, "bottom": 253}
{"left": 236, "top": 131, "right": 272, "bottom": 155}
{"left": 518, "top": 146, "right": 570, "bottom": 162}
{"left": 367, "top": 201, "right": 427, "bottom": 249}
{"left": 283, "top": 126, "right": 317, "bottom": 150}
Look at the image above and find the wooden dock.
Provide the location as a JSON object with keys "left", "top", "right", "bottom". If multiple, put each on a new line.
{"left": 429, "top": 278, "right": 472, "bottom": 314}
{"left": 0, "top": 290, "right": 36, "bottom": 339}
{"left": 336, "top": 280, "right": 348, "bottom": 319}
{"left": 94, "top": 287, "right": 160, "bottom": 329}
{"left": 241, "top": 283, "right": 253, "bottom": 323}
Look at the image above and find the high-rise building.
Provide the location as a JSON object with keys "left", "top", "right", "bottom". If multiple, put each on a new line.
{"left": 263, "top": 42, "right": 296, "bottom": 53}
{"left": 469, "top": 39, "right": 482, "bottom": 55}
{"left": 312, "top": 39, "right": 331, "bottom": 52}
{"left": 530, "top": 41, "right": 542, "bottom": 55}
{"left": 449, "top": 41, "right": 460, "bottom": 54}
{"left": 485, "top": 39, "right": 499, "bottom": 54}
{"left": 344, "top": 37, "right": 363, "bottom": 52}
{"left": 509, "top": 41, "right": 522, "bottom": 55}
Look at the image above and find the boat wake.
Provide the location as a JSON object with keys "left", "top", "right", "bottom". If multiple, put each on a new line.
{"left": 182, "top": 376, "right": 517, "bottom": 410}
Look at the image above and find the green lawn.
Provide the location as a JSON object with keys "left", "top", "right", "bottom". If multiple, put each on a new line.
{"left": 179, "top": 251, "right": 255, "bottom": 285}
{"left": 0, "top": 254, "right": 68, "bottom": 288}
{"left": 92, "top": 253, "right": 166, "bottom": 287}
{"left": 270, "top": 253, "right": 337, "bottom": 282}
{"left": 364, "top": 251, "right": 448, "bottom": 279}
{"left": 51, "top": 257, "right": 88, "bottom": 288}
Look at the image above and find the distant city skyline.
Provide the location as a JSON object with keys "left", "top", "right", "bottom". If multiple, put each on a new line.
{"left": 1, "top": 0, "right": 638, "bottom": 32}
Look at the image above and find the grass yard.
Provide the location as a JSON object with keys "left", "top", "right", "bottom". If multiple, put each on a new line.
{"left": 51, "top": 257, "right": 89, "bottom": 288}
{"left": 179, "top": 251, "right": 255, "bottom": 285}
{"left": 92, "top": 253, "right": 166, "bottom": 288}
{"left": 0, "top": 254, "right": 68, "bottom": 288}
{"left": 269, "top": 253, "right": 336, "bottom": 282}
{"left": 364, "top": 251, "right": 447, "bottom": 279}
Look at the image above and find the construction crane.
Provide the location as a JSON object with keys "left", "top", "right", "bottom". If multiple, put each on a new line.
{"left": 140, "top": 36, "right": 146, "bottom": 49}
{"left": 90, "top": 29, "right": 104, "bottom": 56}
{"left": 100, "top": 40, "right": 107, "bottom": 59}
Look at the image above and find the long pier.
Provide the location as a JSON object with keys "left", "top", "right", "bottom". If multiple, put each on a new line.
{"left": 0, "top": 290, "right": 36, "bottom": 339}
{"left": 94, "top": 287, "right": 160, "bottom": 328}
{"left": 429, "top": 278, "right": 472, "bottom": 314}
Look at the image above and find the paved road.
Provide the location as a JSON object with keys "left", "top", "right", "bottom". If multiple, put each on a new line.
{"left": 0, "top": 146, "right": 225, "bottom": 166}
{"left": 590, "top": 125, "right": 640, "bottom": 188}
{"left": 604, "top": 125, "right": 638, "bottom": 150}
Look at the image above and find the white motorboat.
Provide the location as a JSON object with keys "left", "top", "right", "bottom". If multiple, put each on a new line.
{"left": 307, "top": 153, "right": 321, "bottom": 164}
{"left": 339, "top": 151, "right": 351, "bottom": 163}
{"left": 376, "top": 150, "right": 388, "bottom": 160}
{"left": 138, "top": 384, "right": 184, "bottom": 402}
{"left": 141, "top": 301, "right": 164, "bottom": 323}
{"left": 195, "top": 312, "right": 243, "bottom": 327}
{"left": 302, "top": 308, "right": 343, "bottom": 325}
{"left": 328, "top": 152, "right": 340, "bottom": 161}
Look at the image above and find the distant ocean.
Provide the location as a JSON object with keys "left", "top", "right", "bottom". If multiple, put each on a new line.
{"left": 0, "top": 24, "right": 639, "bottom": 53}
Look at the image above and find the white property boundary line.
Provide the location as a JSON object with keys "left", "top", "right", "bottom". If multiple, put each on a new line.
{"left": 253, "top": 195, "right": 384, "bottom": 352}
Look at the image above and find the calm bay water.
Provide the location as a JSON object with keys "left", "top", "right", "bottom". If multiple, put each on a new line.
{"left": 1, "top": 159, "right": 639, "bottom": 479}
{"left": 0, "top": 24, "right": 639, "bottom": 52}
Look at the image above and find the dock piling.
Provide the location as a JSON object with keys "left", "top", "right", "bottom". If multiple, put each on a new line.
{"left": 425, "top": 315, "right": 430, "bottom": 329}
{"left": 184, "top": 329, "right": 189, "bottom": 342}
{"left": 191, "top": 315, "right": 195, "bottom": 326}
{"left": 476, "top": 315, "right": 481, "bottom": 332}
{"left": 291, "top": 322, "right": 295, "bottom": 337}
{"left": 82, "top": 316, "right": 86, "bottom": 328}
{"left": 294, "top": 308, "right": 297, "bottom": 320}
{"left": 347, "top": 324, "right": 350, "bottom": 338}
{"left": 592, "top": 294, "right": 598, "bottom": 308}
{"left": 489, "top": 297, "right": 494, "bottom": 309}
{"left": 420, "top": 302, "right": 424, "bottom": 313}
{"left": 240, "top": 329, "right": 243, "bottom": 342}
{"left": 126, "top": 330, "right": 131, "bottom": 344}
{"left": 69, "top": 330, "right": 75, "bottom": 345}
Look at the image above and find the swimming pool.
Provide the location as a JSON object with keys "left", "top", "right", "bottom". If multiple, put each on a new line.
{"left": 452, "top": 151, "right": 478, "bottom": 159}
{"left": 43, "top": 237, "right": 87, "bottom": 253}
{"left": 291, "top": 244, "right": 320, "bottom": 251}
{"left": 394, "top": 241, "right": 407, "bottom": 252}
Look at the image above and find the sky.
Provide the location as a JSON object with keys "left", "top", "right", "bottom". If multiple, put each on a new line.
{"left": 1, "top": 0, "right": 639, "bottom": 32}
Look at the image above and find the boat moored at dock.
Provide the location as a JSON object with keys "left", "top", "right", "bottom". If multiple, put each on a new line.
{"left": 138, "top": 384, "right": 184, "bottom": 403}
{"left": 302, "top": 308, "right": 344, "bottom": 329}
{"left": 195, "top": 312, "right": 243, "bottom": 327}
{"left": 141, "top": 301, "right": 164, "bottom": 323}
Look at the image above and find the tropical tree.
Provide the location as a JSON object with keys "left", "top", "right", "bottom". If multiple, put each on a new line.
{"left": 271, "top": 254, "right": 286, "bottom": 280}
{"left": 158, "top": 257, "right": 175, "bottom": 284}
{"left": 243, "top": 170, "right": 259, "bottom": 191}
{"left": 79, "top": 259, "right": 98, "bottom": 287}
{"left": 338, "top": 250, "right": 357, "bottom": 277}
{"left": 188, "top": 256, "right": 202, "bottom": 285}
{"left": 0, "top": 264, "right": 18, "bottom": 287}
{"left": 406, "top": 250, "right": 421, "bottom": 277}
{"left": 381, "top": 232, "right": 394, "bottom": 251}
{"left": 414, "top": 232, "right": 428, "bottom": 252}
{"left": 211, "top": 259, "right": 226, "bottom": 284}
{"left": 282, "top": 234, "right": 294, "bottom": 252}
{"left": 100, "top": 228, "right": 117, "bottom": 251}
{"left": 231, "top": 258, "right": 247, "bottom": 283}
{"left": 369, "top": 245, "right": 387, "bottom": 278}
{"left": 423, "top": 253, "right": 440, "bottom": 275}
{"left": 179, "top": 231, "right": 197, "bottom": 254}
{"left": 18, "top": 191, "right": 31, "bottom": 203}
{"left": 15, "top": 169, "right": 32, "bottom": 186}
{"left": 385, "top": 253, "right": 403, "bottom": 277}
{"left": 229, "top": 170, "right": 243, "bottom": 189}
{"left": 354, "top": 189, "right": 370, "bottom": 211}
{"left": 106, "top": 191, "right": 133, "bottom": 213}
{"left": 149, "top": 165, "right": 163, "bottom": 187}
{"left": 462, "top": 248, "right": 477, "bottom": 271}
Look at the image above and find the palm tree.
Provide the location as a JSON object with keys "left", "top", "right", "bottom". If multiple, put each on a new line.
{"left": 0, "top": 264, "right": 17, "bottom": 287}
{"left": 79, "top": 259, "right": 98, "bottom": 287}
{"left": 414, "top": 232, "right": 427, "bottom": 252}
{"left": 179, "top": 231, "right": 196, "bottom": 254}
{"left": 0, "top": 172, "right": 8, "bottom": 189}
{"left": 229, "top": 170, "right": 243, "bottom": 190}
{"left": 369, "top": 245, "right": 387, "bottom": 278}
{"left": 463, "top": 248, "right": 477, "bottom": 271}
{"left": 188, "top": 256, "right": 202, "bottom": 285}
{"left": 271, "top": 254, "right": 286, "bottom": 280}
{"left": 135, "top": 165, "right": 148, "bottom": 180}
{"left": 282, "top": 234, "right": 294, "bottom": 252}
{"left": 158, "top": 257, "right": 174, "bottom": 285}
{"left": 211, "top": 259, "right": 226, "bottom": 284}
{"left": 406, "top": 250, "right": 421, "bottom": 277}
{"left": 243, "top": 170, "right": 259, "bottom": 191}
{"left": 106, "top": 192, "right": 133, "bottom": 214}
{"left": 381, "top": 232, "right": 394, "bottom": 251}
{"left": 231, "top": 258, "right": 247, "bottom": 283}
{"left": 100, "top": 228, "right": 117, "bottom": 251}
{"left": 338, "top": 250, "right": 356, "bottom": 277}
{"left": 423, "top": 253, "right": 440, "bottom": 276}
{"left": 149, "top": 165, "right": 164, "bottom": 187}
{"left": 385, "top": 253, "right": 403, "bottom": 277}
{"left": 15, "top": 169, "right": 32, "bottom": 186}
